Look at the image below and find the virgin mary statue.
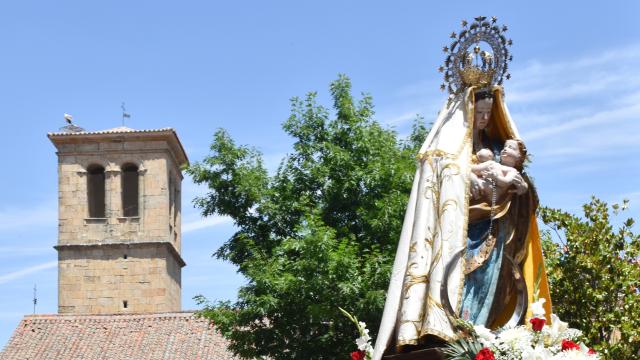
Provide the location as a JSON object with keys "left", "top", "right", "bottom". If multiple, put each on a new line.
{"left": 372, "top": 17, "right": 552, "bottom": 359}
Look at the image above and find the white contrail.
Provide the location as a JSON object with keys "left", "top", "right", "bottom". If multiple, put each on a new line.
{"left": 0, "top": 261, "right": 57, "bottom": 285}
{"left": 182, "top": 216, "right": 231, "bottom": 233}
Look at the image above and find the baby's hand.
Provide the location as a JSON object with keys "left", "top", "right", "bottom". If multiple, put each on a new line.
{"left": 481, "top": 163, "right": 500, "bottom": 180}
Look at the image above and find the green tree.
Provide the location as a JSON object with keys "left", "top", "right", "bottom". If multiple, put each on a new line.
{"left": 187, "top": 75, "right": 427, "bottom": 359}
{"left": 540, "top": 198, "right": 640, "bottom": 359}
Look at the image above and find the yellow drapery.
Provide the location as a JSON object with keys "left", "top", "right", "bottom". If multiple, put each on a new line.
{"left": 484, "top": 87, "right": 553, "bottom": 325}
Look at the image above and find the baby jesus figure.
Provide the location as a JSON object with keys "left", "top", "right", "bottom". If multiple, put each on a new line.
{"left": 469, "top": 139, "right": 528, "bottom": 203}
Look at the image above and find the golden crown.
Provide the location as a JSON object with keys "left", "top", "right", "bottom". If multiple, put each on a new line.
{"left": 439, "top": 16, "right": 513, "bottom": 101}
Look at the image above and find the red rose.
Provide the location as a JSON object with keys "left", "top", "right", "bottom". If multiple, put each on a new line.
{"left": 529, "top": 317, "right": 546, "bottom": 331}
{"left": 475, "top": 347, "right": 495, "bottom": 360}
{"left": 588, "top": 348, "right": 597, "bottom": 355}
{"left": 561, "top": 339, "right": 580, "bottom": 351}
{"left": 350, "top": 350, "right": 366, "bottom": 360}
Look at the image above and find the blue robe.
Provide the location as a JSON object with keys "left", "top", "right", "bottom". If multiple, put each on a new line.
{"left": 459, "top": 132, "right": 506, "bottom": 326}
{"left": 459, "top": 219, "right": 506, "bottom": 325}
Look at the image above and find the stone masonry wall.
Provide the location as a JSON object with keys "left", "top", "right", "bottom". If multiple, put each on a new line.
{"left": 57, "top": 144, "right": 178, "bottom": 245}
{"left": 52, "top": 135, "right": 185, "bottom": 314}
{"left": 58, "top": 244, "right": 181, "bottom": 314}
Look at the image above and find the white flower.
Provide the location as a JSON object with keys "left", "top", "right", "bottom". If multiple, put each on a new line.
{"left": 355, "top": 321, "right": 373, "bottom": 352}
{"left": 355, "top": 334, "right": 371, "bottom": 351}
{"left": 550, "top": 314, "right": 568, "bottom": 333}
{"left": 498, "top": 326, "right": 531, "bottom": 344}
{"left": 358, "top": 321, "right": 368, "bottom": 332}
{"left": 548, "top": 314, "right": 569, "bottom": 340}
{"left": 496, "top": 326, "right": 532, "bottom": 355}
{"left": 522, "top": 344, "right": 553, "bottom": 360}
{"left": 474, "top": 325, "right": 496, "bottom": 347}
{"left": 356, "top": 321, "right": 373, "bottom": 354}
{"left": 550, "top": 349, "right": 594, "bottom": 359}
{"left": 561, "top": 328, "right": 583, "bottom": 342}
{"left": 530, "top": 298, "right": 547, "bottom": 318}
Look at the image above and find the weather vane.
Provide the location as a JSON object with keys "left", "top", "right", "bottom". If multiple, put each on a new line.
{"left": 121, "top": 102, "right": 131, "bottom": 126}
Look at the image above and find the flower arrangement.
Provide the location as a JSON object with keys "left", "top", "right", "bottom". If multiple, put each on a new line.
{"left": 443, "top": 298, "right": 599, "bottom": 360}
{"left": 340, "top": 308, "right": 373, "bottom": 360}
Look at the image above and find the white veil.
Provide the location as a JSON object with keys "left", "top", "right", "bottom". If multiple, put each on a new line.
{"left": 372, "top": 87, "right": 526, "bottom": 359}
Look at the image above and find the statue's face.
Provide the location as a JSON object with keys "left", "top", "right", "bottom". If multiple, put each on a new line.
{"left": 474, "top": 99, "right": 493, "bottom": 130}
{"left": 500, "top": 139, "right": 521, "bottom": 167}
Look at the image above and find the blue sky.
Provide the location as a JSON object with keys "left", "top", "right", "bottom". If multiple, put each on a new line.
{"left": 1, "top": 1, "right": 639, "bottom": 346}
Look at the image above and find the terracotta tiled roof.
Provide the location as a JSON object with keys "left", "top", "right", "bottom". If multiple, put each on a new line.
{"left": 1, "top": 312, "right": 238, "bottom": 360}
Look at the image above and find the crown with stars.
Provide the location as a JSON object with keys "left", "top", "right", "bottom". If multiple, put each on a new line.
{"left": 439, "top": 16, "right": 513, "bottom": 101}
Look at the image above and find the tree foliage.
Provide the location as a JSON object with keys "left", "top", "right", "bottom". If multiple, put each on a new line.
{"left": 187, "top": 75, "right": 427, "bottom": 359}
{"left": 540, "top": 198, "right": 640, "bottom": 359}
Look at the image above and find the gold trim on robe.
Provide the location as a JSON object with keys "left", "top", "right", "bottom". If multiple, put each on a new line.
{"left": 372, "top": 87, "right": 553, "bottom": 360}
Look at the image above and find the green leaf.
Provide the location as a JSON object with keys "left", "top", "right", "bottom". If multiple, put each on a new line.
{"left": 187, "top": 75, "right": 428, "bottom": 359}
{"left": 540, "top": 199, "right": 640, "bottom": 359}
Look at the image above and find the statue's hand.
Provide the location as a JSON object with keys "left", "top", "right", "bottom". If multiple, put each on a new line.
{"left": 470, "top": 175, "right": 482, "bottom": 199}
{"left": 509, "top": 173, "right": 528, "bottom": 195}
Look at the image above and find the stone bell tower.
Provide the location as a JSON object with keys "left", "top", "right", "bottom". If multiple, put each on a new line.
{"left": 48, "top": 126, "right": 188, "bottom": 314}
